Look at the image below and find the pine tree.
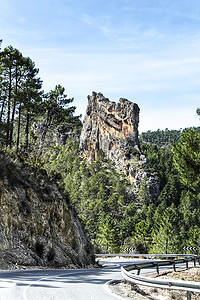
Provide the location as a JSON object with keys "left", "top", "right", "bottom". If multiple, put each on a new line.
{"left": 39, "top": 85, "right": 81, "bottom": 156}
{"left": 150, "top": 206, "right": 181, "bottom": 254}
{"left": 0, "top": 46, "right": 42, "bottom": 150}
{"left": 138, "top": 175, "right": 151, "bottom": 204}
{"left": 172, "top": 128, "right": 200, "bottom": 191}
{"left": 96, "top": 214, "right": 120, "bottom": 253}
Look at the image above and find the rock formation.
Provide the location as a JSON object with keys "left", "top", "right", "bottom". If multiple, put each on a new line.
{"left": 0, "top": 151, "right": 95, "bottom": 269}
{"left": 80, "top": 92, "right": 141, "bottom": 177}
{"left": 80, "top": 92, "right": 140, "bottom": 160}
{"left": 80, "top": 92, "right": 159, "bottom": 200}
{"left": 80, "top": 93, "right": 138, "bottom": 161}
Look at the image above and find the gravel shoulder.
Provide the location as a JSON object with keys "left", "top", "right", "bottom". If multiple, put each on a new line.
{"left": 109, "top": 267, "right": 200, "bottom": 300}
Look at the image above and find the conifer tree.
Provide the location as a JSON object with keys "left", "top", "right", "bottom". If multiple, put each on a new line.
{"left": 138, "top": 176, "right": 151, "bottom": 204}
{"left": 96, "top": 214, "right": 120, "bottom": 253}
{"left": 39, "top": 85, "right": 81, "bottom": 156}
{"left": 150, "top": 206, "right": 181, "bottom": 254}
{"left": 0, "top": 46, "right": 42, "bottom": 150}
{"left": 172, "top": 128, "right": 200, "bottom": 191}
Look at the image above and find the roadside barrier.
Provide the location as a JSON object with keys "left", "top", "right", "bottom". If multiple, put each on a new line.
{"left": 95, "top": 253, "right": 199, "bottom": 259}
{"left": 120, "top": 256, "right": 200, "bottom": 300}
{"left": 95, "top": 253, "right": 200, "bottom": 299}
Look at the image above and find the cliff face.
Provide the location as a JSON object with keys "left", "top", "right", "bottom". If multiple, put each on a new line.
{"left": 0, "top": 152, "right": 94, "bottom": 269}
{"left": 80, "top": 92, "right": 140, "bottom": 174}
{"left": 80, "top": 92, "right": 141, "bottom": 177}
{"left": 80, "top": 92, "right": 140, "bottom": 160}
{"left": 80, "top": 92, "right": 159, "bottom": 200}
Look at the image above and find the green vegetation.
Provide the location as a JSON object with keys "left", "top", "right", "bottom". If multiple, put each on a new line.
{"left": 1, "top": 44, "right": 200, "bottom": 254}
{"left": 172, "top": 128, "right": 200, "bottom": 191}
{"left": 42, "top": 127, "right": 200, "bottom": 254}
{"left": 0, "top": 45, "right": 81, "bottom": 159}
{"left": 140, "top": 128, "right": 182, "bottom": 146}
{"left": 44, "top": 140, "right": 137, "bottom": 253}
{"left": 140, "top": 127, "right": 200, "bottom": 147}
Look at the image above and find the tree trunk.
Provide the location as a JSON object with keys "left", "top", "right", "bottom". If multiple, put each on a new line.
{"left": 25, "top": 111, "right": 30, "bottom": 150}
{"left": 16, "top": 103, "right": 21, "bottom": 152}
{"left": 0, "top": 94, "right": 6, "bottom": 123}
{"left": 9, "top": 67, "right": 18, "bottom": 148}
{"left": 6, "top": 68, "right": 12, "bottom": 147}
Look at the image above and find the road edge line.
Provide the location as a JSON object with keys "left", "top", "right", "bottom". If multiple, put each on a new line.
{"left": 103, "top": 279, "right": 131, "bottom": 300}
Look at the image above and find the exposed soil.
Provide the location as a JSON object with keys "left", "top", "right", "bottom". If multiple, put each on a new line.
{"left": 109, "top": 267, "right": 200, "bottom": 300}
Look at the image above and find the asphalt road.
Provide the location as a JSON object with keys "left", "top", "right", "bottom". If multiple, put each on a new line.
{"left": 0, "top": 257, "right": 191, "bottom": 300}
{"left": 0, "top": 258, "right": 125, "bottom": 300}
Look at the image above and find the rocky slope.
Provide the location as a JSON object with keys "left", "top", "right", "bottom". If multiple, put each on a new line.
{"left": 80, "top": 92, "right": 159, "bottom": 200}
{"left": 0, "top": 151, "right": 95, "bottom": 269}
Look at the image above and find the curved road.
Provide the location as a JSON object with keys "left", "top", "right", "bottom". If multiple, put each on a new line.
{"left": 0, "top": 258, "right": 124, "bottom": 300}
{"left": 0, "top": 257, "right": 190, "bottom": 300}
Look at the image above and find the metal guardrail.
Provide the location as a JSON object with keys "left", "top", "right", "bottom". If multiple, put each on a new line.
{"left": 123, "top": 258, "right": 198, "bottom": 275}
{"left": 120, "top": 256, "right": 200, "bottom": 299}
{"left": 95, "top": 253, "right": 200, "bottom": 299}
{"left": 95, "top": 253, "right": 198, "bottom": 259}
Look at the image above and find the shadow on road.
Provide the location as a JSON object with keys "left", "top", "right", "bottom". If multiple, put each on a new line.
{"left": 0, "top": 265, "right": 121, "bottom": 289}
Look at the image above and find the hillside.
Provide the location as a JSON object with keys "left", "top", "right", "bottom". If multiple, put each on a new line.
{"left": 0, "top": 44, "right": 199, "bottom": 263}
{"left": 140, "top": 127, "right": 200, "bottom": 146}
{"left": 0, "top": 151, "right": 95, "bottom": 269}
{"left": 39, "top": 95, "right": 200, "bottom": 255}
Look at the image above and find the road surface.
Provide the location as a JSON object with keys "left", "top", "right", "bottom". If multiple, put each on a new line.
{"left": 1, "top": 258, "right": 124, "bottom": 300}
{"left": 0, "top": 257, "right": 191, "bottom": 300}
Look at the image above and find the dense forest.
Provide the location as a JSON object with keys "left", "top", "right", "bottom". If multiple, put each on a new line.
{"left": 0, "top": 44, "right": 200, "bottom": 255}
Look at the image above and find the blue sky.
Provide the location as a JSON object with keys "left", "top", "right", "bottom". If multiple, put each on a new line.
{"left": 0, "top": 0, "right": 200, "bottom": 132}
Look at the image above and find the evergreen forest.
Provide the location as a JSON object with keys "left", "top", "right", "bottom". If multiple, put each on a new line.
{"left": 1, "top": 45, "right": 200, "bottom": 255}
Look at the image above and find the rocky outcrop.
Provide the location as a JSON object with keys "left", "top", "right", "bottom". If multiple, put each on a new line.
{"left": 80, "top": 92, "right": 160, "bottom": 201}
{"left": 0, "top": 152, "right": 95, "bottom": 269}
{"left": 80, "top": 92, "right": 140, "bottom": 161}
{"left": 80, "top": 92, "right": 140, "bottom": 170}
{"left": 80, "top": 92, "right": 141, "bottom": 176}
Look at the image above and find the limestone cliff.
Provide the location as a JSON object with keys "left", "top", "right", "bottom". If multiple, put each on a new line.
{"left": 80, "top": 92, "right": 140, "bottom": 162}
{"left": 0, "top": 151, "right": 95, "bottom": 269}
{"left": 80, "top": 92, "right": 159, "bottom": 200}
{"left": 80, "top": 92, "right": 141, "bottom": 178}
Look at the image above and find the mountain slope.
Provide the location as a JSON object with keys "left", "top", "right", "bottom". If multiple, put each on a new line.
{"left": 0, "top": 151, "right": 94, "bottom": 269}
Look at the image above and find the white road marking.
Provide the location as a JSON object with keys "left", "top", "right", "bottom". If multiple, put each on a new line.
{"left": 22, "top": 271, "right": 70, "bottom": 300}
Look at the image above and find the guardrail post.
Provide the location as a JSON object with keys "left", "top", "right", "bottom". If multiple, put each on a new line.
{"left": 173, "top": 262, "right": 176, "bottom": 272}
{"left": 187, "top": 291, "right": 191, "bottom": 300}
{"left": 137, "top": 269, "right": 141, "bottom": 275}
{"left": 156, "top": 265, "right": 159, "bottom": 275}
{"left": 186, "top": 260, "right": 189, "bottom": 269}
